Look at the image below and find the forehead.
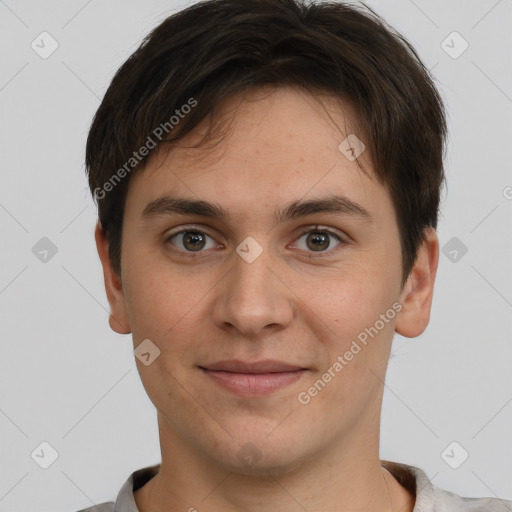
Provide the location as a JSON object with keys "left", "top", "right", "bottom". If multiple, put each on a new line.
{"left": 124, "top": 86, "right": 392, "bottom": 224}
{"left": 158, "top": 86, "right": 369, "bottom": 170}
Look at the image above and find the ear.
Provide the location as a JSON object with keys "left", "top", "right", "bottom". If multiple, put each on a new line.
{"left": 94, "top": 221, "right": 131, "bottom": 335}
{"left": 395, "top": 227, "right": 439, "bottom": 338}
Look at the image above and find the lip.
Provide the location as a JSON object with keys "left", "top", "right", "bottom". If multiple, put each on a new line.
{"left": 201, "top": 359, "right": 305, "bottom": 373}
{"left": 199, "top": 359, "right": 308, "bottom": 396}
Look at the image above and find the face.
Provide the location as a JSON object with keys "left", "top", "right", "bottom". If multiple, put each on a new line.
{"left": 96, "top": 86, "right": 438, "bottom": 475}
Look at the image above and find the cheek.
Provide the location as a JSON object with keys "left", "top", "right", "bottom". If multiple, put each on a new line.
{"left": 308, "top": 269, "right": 379, "bottom": 333}
{"left": 303, "top": 266, "right": 396, "bottom": 370}
{"left": 124, "top": 268, "right": 204, "bottom": 400}
{"left": 303, "top": 278, "right": 395, "bottom": 414}
{"left": 122, "top": 254, "right": 195, "bottom": 344}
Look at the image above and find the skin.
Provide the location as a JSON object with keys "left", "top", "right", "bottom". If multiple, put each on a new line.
{"left": 95, "top": 86, "right": 438, "bottom": 512}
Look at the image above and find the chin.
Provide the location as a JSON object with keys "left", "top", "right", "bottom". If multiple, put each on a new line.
{"left": 203, "top": 430, "right": 311, "bottom": 477}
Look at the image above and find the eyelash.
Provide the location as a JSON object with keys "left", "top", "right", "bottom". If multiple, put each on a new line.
{"left": 165, "top": 225, "right": 346, "bottom": 258}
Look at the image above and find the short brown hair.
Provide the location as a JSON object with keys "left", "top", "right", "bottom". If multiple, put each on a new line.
{"left": 86, "top": 0, "right": 447, "bottom": 289}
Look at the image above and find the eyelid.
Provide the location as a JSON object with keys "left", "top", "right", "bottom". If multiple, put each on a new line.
{"left": 165, "top": 224, "right": 218, "bottom": 242}
{"left": 295, "top": 225, "right": 347, "bottom": 242}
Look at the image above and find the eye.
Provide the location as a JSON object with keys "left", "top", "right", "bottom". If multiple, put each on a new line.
{"left": 293, "top": 226, "right": 344, "bottom": 255}
{"left": 165, "top": 225, "right": 346, "bottom": 255}
{"left": 166, "top": 229, "right": 218, "bottom": 252}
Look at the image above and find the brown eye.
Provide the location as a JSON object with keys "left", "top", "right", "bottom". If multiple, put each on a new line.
{"left": 167, "top": 230, "right": 215, "bottom": 252}
{"left": 294, "top": 228, "right": 344, "bottom": 254}
{"left": 306, "top": 232, "right": 330, "bottom": 251}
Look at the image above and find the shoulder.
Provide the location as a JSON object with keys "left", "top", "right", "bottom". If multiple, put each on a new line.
{"left": 432, "top": 485, "right": 512, "bottom": 512}
{"left": 73, "top": 501, "right": 115, "bottom": 512}
{"left": 381, "top": 460, "right": 512, "bottom": 512}
{"left": 71, "top": 463, "right": 160, "bottom": 512}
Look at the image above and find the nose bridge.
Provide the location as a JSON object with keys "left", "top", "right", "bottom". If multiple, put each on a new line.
{"left": 233, "top": 237, "right": 274, "bottom": 296}
{"left": 212, "top": 235, "right": 293, "bottom": 335}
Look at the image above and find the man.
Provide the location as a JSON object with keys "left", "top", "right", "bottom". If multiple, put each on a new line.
{"left": 77, "top": 0, "right": 512, "bottom": 510}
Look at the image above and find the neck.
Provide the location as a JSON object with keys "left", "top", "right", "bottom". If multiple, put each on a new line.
{"left": 134, "top": 416, "right": 415, "bottom": 512}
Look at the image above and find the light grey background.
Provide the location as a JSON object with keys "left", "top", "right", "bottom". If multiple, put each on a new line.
{"left": 0, "top": 0, "right": 511, "bottom": 510}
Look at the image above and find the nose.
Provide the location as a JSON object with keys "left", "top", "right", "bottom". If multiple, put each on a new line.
{"left": 211, "top": 239, "right": 294, "bottom": 338}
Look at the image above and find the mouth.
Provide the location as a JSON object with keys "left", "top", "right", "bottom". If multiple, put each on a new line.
{"left": 199, "top": 359, "right": 308, "bottom": 395}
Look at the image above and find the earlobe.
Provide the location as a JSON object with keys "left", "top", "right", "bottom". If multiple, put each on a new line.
{"left": 395, "top": 227, "right": 439, "bottom": 339}
{"left": 94, "top": 221, "right": 132, "bottom": 335}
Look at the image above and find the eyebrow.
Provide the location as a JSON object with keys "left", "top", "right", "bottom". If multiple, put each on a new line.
{"left": 140, "top": 194, "right": 373, "bottom": 225}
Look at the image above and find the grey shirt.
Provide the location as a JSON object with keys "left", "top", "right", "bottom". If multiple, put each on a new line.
{"left": 75, "top": 460, "right": 512, "bottom": 511}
